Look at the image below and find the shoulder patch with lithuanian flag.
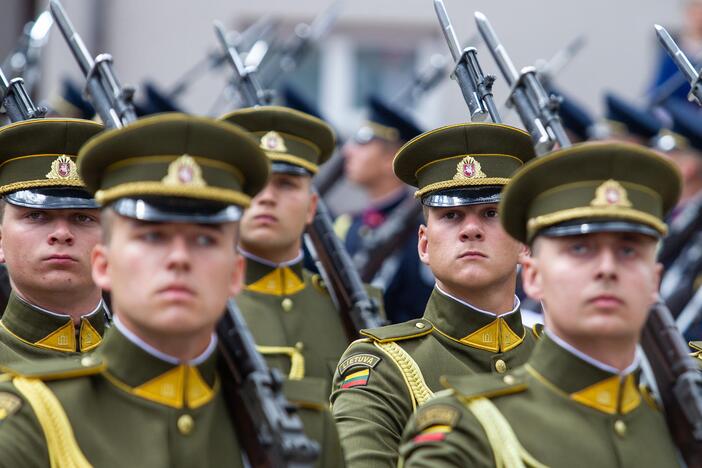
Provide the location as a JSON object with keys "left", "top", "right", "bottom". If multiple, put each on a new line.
{"left": 341, "top": 368, "right": 371, "bottom": 389}
{"left": 411, "top": 403, "right": 460, "bottom": 444}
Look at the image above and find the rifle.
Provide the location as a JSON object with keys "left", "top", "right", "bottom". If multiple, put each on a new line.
{"left": 214, "top": 21, "right": 274, "bottom": 108}
{"left": 49, "top": 0, "right": 137, "bottom": 128}
{"left": 167, "top": 16, "right": 279, "bottom": 101}
{"left": 640, "top": 300, "right": 702, "bottom": 467}
{"left": 352, "top": 195, "right": 423, "bottom": 283}
{"left": 435, "top": 0, "right": 500, "bottom": 122}
{"left": 655, "top": 24, "right": 702, "bottom": 107}
{"left": 304, "top": 196, "right": 386, "bottom": 339}
{"left": 258, "top": 0, "right": 344, "bottom": 89}
{"left": 1, "top": 11, "right": 54, "bottom": 97}
{"left": 475, "top": 12, "right": 571, "bottom": 154}
{"left": 217, "top": 300, "right": 319, "bottom": 468}
{"left": 217, "top": 19, "right": 384, "bottom": 337}
{"left": 0, "top": 66, "right": 47, "bottom": 122}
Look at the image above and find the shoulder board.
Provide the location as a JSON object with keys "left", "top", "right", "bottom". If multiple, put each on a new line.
{"left": 283, "top": 377, "right": 329, "bottom": 412}
{"left": 360, "top": 319, "right": 433, "bottom": 343}
{"left": 440, "top": 372, "right": 527, "bottom": 401}
{"left": 0, "top": 355, "right": 105, "bottom": 381}
{"left": 689, "top": 341, "right": 702, "bottom": 353}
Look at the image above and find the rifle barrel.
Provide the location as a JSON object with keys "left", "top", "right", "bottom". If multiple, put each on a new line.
{"left": 655, "top": 25, "right": 698, "bottom": 84}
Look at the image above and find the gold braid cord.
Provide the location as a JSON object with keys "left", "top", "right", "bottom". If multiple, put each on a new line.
{"left": 466, "top": 397, "right": 548, "bottom": 468}
{"left": 374, "top": 341, "right": 433, "bottom": 410}
{"left": 13, "top": 377, "right": 92, "bottom": 468}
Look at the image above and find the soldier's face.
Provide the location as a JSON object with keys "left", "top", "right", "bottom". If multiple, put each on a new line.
{"left": 0, "top": 204, "right": 101, "bottom": 300}
{"left": 239, "top": 173, "right": 317, "bottom": 260}
{"left": 419, "top": 204, "right": 525, "bottom": 299}
{"left": 343, "top": 140, "right": 397, "bottom": 188}
{"left": 522, "top": 232, "right": 661, "bottom": 344}
{"left": 92, "top": 215, "right": 243, "bottom": 347}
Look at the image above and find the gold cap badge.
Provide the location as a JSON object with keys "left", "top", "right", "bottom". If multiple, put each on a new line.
{"left": 260, "top": 131, "right": 287, "bottom": 153}
{"left": 46, "top": 155, "right": 79, "bottom": 180}
{"left": 453, "top": 156, "right": 486, "bottom": 181}
{"left": 590, "top": 179, "right": 632, "bottom": 208}
{"left": 162, "top": 155, "right": 206, "bottom": 187}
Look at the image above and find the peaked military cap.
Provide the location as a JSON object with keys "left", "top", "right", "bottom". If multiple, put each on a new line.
{"left": 605, "top": 93, "right": 663, "bottom": 140}
{"left": 550, "top": 86, "right": 608, "bottom": 142}
{"left": 134, "top": 82, "right": 182, "bottom": 117}
{"left": 500, "top": 142, "right": 682, "bottom": 243}
{"left": 393, "top": 123, "right": 536, "bottom": 207}
{"left": 661, "top": 98, "right": 702, "bottom": 154}
{"left": 281, "top": 84, "right": 323, "bottom": 119}
{"left": 354, "top": 95, "right": 423, "bottom": 145}
{"left": 77, "top": 113, "right": 270, "bottom": 223}
{"left": 0, "top": 118, "right": 103, "bottom": 209}
{"left": 219, "top": 105, "right": 335, "bottom": 176}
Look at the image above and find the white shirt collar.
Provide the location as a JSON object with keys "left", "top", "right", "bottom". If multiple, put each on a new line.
{"left": 545, "top": 329, "right": 640, "bottom": 376}
{"left": 435, "top": 284, "right": 520, "bottom": 318}
{"left": 238, "top": 248, "right": 304, "bottom": 269}
{"left": 113, "top": 315, "right": 217, "bottom": 366}
{"left": 15, "top": 292, "right": 104, "bottom": 320}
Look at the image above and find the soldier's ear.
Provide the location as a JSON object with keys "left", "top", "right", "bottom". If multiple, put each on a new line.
{"left": 417, "top": 224, "right": 430, "bottom": 265}
{"left": 91, "top": 244, "right": 111, "bottom": 291}
{"left": 229, "top": 254, "right": 245, "bottom": 297}
{"left": 306, "top": 189, "right": 318, "bottom": 225}
{"left": 520, "top": 254, "right": 542, "bottom": 301}
{"left": 0, "top": 227, "right": 5, "bottom": 264}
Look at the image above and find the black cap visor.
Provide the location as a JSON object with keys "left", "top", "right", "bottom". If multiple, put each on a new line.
{"left": 110, "top": 197, "right": 241, "bottom": 224}
{"left": 421, "top": 186, "right": 502, "bottom": 208}
{"left": 271, "top": 161, "right": 312, "bottom": 177}
{"left": 4, "top": 188, "right": 99, "bottom": 210}
{"left": 537, "top": 219, "right": 660, "bottom": 240}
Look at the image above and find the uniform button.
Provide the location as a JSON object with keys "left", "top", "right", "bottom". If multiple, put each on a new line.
{"left": 295, "top": 342, "right": 304, "bottom": 351}
{"left": 614, "top": 420, "right": 626, "bottom": 438}
{"left": 415, "top": 322, "right": 426, "bottom": 329}
{"left": 281, "top": 298, "right": 293, "bottom": 312}
{"left": 495, "top": 359, "right": 507, "bottom": 374}
{"left": 177, "top": 414, "right": 194, "bottom": 435}
{"left": 503, "top": 375, "right": 515, "bottom": 385}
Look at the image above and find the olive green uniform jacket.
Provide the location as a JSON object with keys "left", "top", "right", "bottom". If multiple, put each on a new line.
{"left": 0, "top": 292, "right": 107, "bottom": 365}
{"left": 330, "top": 287, "right": 537, "bottom": 467}
{"left": 237, "top": 254, "right": 350, "bottom": 394}
{"left": 0, "top": 324, "right": 344, "bottom": 468}
{"left": 398, "top": 333, "right": 679, "bottom": 468}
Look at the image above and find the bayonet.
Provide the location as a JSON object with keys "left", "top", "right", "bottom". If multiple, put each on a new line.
{"left": 475, "top": 11, "right": 570, "bottom": 154}
{"left": 655, "top": 24, "right": 702, "bottom": 106}
{"left": 214, "top": 21, "right": 273, "bottom": 108}
{"left": 0, "top": 66, "right": 46, "bottom": 122}
{"left": 434, "top": 0, "right": 497, "bottom": 122}
{"left": 50, "top": 0, "right": 136, "bottom": 128}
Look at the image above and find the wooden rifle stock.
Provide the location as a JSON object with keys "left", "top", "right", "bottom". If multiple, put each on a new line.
{"left": 641, "top": 301, "right": 702, "bottom": 467}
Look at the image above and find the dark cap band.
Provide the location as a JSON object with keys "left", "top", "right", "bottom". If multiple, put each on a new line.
{"left": 421, "top": 186, "right": 502, "bottom": 208}
{"left": 110, "top": 197, "right": 241, "bottom": 224}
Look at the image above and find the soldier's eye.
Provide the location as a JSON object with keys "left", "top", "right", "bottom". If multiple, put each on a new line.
{"left": 141, "top": 231, "right": 164, "bottom": 243}
{"left": 484, "top": 208, "right": 498, "bottom": 218}
{"left": 72, "top": 213, "right": 97, "bottom": 224}
{"left": 569, "top": 243, "right": 589, "bottom": 255}
{"left": 25, "top": 211, "right": 47, "bottom": 221}
{"left": 194, "top": 234, "right": 216, "bottom": 246}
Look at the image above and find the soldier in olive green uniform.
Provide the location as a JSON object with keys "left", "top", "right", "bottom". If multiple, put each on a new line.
{"left": 0, "top": 114, "right": 343, "bottom": 467}
{"left": 0, "top": 118, "right": 108, "bottom": 364}
{"left": 331, "top": 123, "right": 538, "bottom": 467}
{"left": 219, "top": 107, "right": 349, "bottom": 394}
{"left": 399, "top": 142, "right": 682, "bottom": 467}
